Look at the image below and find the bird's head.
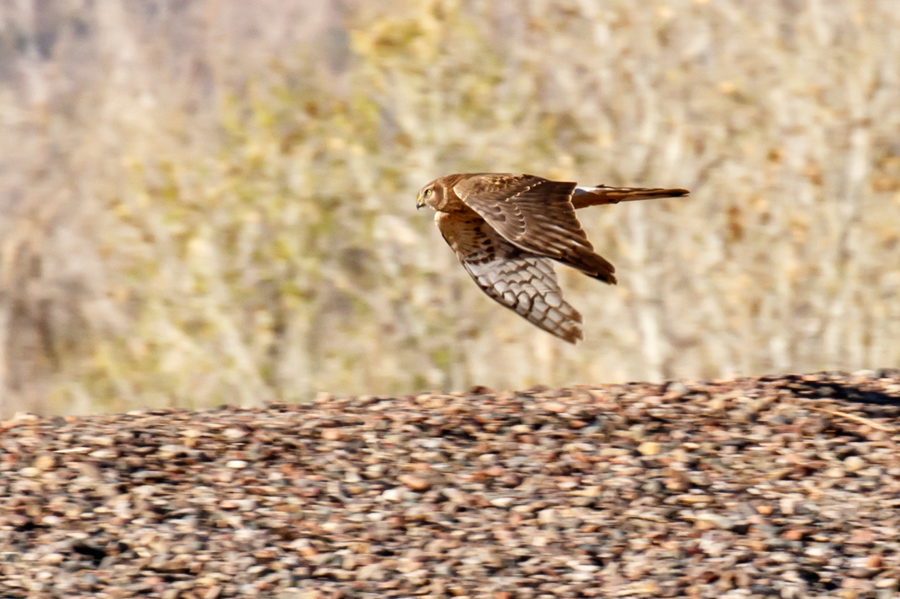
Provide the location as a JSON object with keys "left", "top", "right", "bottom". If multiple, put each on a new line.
{"left": 416, "top": 181, "right": 443, "bottom": 211}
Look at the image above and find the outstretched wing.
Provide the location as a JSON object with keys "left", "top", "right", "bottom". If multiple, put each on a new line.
{"left": 452, "top": 174, "right": 616, "bottom": 284}
{"left": 436, "top": 211, "right": 583, "bottom": 343}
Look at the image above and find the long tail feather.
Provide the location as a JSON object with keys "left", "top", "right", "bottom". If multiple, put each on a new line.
{"left": 571, "top": 185, "right": 689, "bottom": 209}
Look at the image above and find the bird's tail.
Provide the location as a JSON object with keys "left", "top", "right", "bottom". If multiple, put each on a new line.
{"left": 571, "top": 185, "right": 689, "bottom": 209}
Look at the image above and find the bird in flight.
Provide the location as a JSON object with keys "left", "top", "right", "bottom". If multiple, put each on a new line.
{"left": 416, "top": 173, "right": 688, "bottom": 343}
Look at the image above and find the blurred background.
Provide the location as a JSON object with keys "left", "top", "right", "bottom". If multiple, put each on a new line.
{"left": 1, "top": 0, "right": 899, "bottom": 416}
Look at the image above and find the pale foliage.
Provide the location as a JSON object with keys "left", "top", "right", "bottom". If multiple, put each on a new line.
{"left": 1, "top": 0, "right": 899, "bottom": 415}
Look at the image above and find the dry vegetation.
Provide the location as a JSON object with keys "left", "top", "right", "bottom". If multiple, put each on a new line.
{"left": 1, "top": 0, "right": 899, "bottom": 416}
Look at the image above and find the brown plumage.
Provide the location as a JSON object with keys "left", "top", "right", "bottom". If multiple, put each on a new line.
{"left": 417, "top": 173, "right": 688, "bottom": 343}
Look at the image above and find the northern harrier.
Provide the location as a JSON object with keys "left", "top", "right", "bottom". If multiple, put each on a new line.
{"left": 416, "top": 173, "right": 688, "bottom": 343}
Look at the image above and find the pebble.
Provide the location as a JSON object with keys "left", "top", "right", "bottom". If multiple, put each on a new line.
{"left": 538, "top": 508, "right": 557, "bottom": 524}
{"left": 844, "top": 455, "right": 866, "bottom": 472}
{"left": 694, "top": 512, "right": 733, "bottom": 530}
{"left": 320, "top": 428, "right": 342, "bottom": 441}
{"left": 33, "top": 455, "right": 56, "bottom": 471}
{"left": 40, "top": 553, "right": 65, "bottom": 565}
{"left": 88, "top": 448, "right": 117, "bottom": 459}
{"left": 637, "top": 441, "right": 661, "bottom": 456}
{"left": 0, "top": 372, "right": 898, "bottom": 597}
{"left": 397, "top": 474, "right": 430, "bottom": 491}
{"left": 665, "top": 381, "right": 690, "bottom": 398}
{"left": 203, "top": 586, "right": 223, "bottom": 599}
{"left": 224, "top": 427, "right": 248, "bottom": 440}
{"left": 380, "top": 488, "right": 405, "bottom": 502}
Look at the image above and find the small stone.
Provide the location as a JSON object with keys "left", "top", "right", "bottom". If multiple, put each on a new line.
{"left": 490, "top": 497, "right": 515, "bottom": 508}
{"left": 33, "top": 455, "right": 56, "bottom": 471}
{"left": 637, "top": 441, "right": 661, "bottom": 456}
{"left": 158, "top": 444, "right": 185, "bottom": 459}
{"left": 825, "top": 467, "right": 846, "bottom": 478}
{"left": 844, "top": 456, "right": 866, "bottom": 472}
{"left": 600, "top": 448, "right": 630, "bottom": 457}
{"left": 694, "top": 512, "right": 733, "bottom": 530}
{"left": 666, "top": 382, "right": 690, "bottom": 398}
{"left": 572, "top": 485, "right": 602, "bottom": 497}
{"left": 226, "top": 460, "right": 248, "bottom": 469}
{"left": 381, "top": 488, "right": 405, "bottom": 502}
{"left": 780, "top": 497, "right": 796, "bottom": 515}
{"left": 782, "top": 528, "right": 805, "bottom": 541}
{"left": 865, "top": 554, "right": 882, "bottom": 569}
{"left": 679, "top": 494, "right": 713, "bottom": 505}
{"left": 224, "top": 427, "right": 248, "bottom": 440}
{"left": 850, "top": 529, "right": 875, "bottom": 544}
{"left": 88, "top": 449, "right": 117, "bottom": 459}
{"left": 397, "top": 474, "right": 430, "bottom": 491}
{"left": 634, "top": 582, "right": 661, "bottom": 595}
{"left": 442, "top": 487, "right": 467, "bottom": 503}
{"left": 204, "top": 586, "right": 223, "bottom": 599}
{"left": 538, "top": 508, "right": 557, "bottom": 524}
{"left": 708, "top": 395, "right": 727, "bottom": 411}
{"left": 321, "top": 428, "right": 342, "bottom": 441}
{"left": 541, "top": 401, "right": 567, "bottom": 413}
{"left": 289, "top": 539, "right": 318, "bottom": 557}
{"left": 357, "top": 563, "right": 386, "bottom": 581}
{"left": 41, "top": 553, "right": 65, "bottom": 564}
{"left": 18, "top": 467, "right": 41, "bottom": 477}
{"left": 643, "top": 480, "right": 663, "bottom": 494}
{"left": 11, "top": 412, "right": 40, "bottom": 423}
{"left": 364, "top": 464, "right": 386, "bottom": 479}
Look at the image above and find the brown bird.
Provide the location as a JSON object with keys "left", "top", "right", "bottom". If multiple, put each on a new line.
{"left": 416, "top": 173, "right": 688, "bottom": 343}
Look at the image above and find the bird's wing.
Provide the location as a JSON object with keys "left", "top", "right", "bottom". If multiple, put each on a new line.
{"left": 453, "top": 174, "right": 616, "bottom": 284}
{"left": 436, "top": 211, "right": 583, "bottom": 343}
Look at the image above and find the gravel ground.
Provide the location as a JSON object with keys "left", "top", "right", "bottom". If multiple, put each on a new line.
{"left": 2, "top": 371, "right": 900, "bottom": 599}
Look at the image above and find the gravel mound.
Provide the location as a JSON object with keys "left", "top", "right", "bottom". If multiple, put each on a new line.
{"left": 2, "top": 371, "right": 900, "bottom": 598}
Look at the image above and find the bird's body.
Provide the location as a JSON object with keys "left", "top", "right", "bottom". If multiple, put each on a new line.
{"left": 417, "top": 173, "right": 688, "bottom": 343}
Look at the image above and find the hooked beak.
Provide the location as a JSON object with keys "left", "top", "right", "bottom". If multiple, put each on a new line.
{"left": 416, "top": 194, "right": 425, "bottom": 210}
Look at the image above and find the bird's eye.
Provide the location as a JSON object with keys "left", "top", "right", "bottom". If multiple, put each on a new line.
{"left": 423, "top": 189, "right": 434, "bottom": 199}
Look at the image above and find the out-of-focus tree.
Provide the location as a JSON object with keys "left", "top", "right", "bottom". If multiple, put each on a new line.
{"left": 1, "top": 0, "right": 899, "bottom": 415}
